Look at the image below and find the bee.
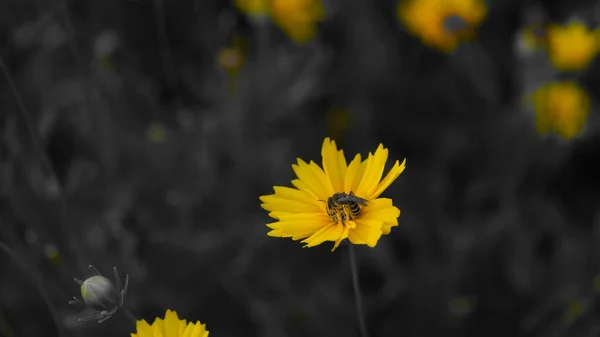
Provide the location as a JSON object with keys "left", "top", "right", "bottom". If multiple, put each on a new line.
{"left": 324, "top": 191, "right": 368, "bottom": 223}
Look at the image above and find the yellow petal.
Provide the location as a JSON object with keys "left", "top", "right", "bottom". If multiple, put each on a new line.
{"left": 260, "top": 186, "right": 322, "bottom": 211}
{"left": 152, "top": 318, "right": 165, "bottom": 337}
{"left": 182, "top": 323, "right": 195, "bottom": 337}
{"left": 179, "top": 320, "right": 187, "bottom": 336}
{"left": 344, "top": 153, "right": 362, "bottom": 193}
{"left": 321, "top": 137, "right": 347, "bottom": 192}
{"left": 348, "top": 218, "right": 383, "bottom": 247}
{"left": 134, "top": 320, "right": 153, "bottom": 337}
{"left": 290, "top": 179, "right": 320, "bottom": 201}
{"left": 331, "top": 225, "right": 350, "bottom": 252}
{"left": 191, "top": 322, "right": 206, "bottom": 337}
{"left": 382, "top": 217, "right": 400, "bottom": 235}
{"left": 260, "top": 193, "right": 321, "bottom": 214}
{"left": 267, "top": 212, "right": 330, "bottom": 240}
{"left": 301, "top": 222, "right": 344, "bottom": 247}
{"left": 292, "top": 159, "right": 333, "bottom": 200}
{"left": 370, "top": 158, "right": 406, "bottom": 199}
{"left": 164, "top": 310, "right": 180, "bottom": 337}
{"left": 355, "top": 144, "right": 388, "bottom": 197}
{"left": 361, "top": 198, "right": 401, "bottom": 223}
{"left": 309, "top": 160, "right": 335, "bottom": 195}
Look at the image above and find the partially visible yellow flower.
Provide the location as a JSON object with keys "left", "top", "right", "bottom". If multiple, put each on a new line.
{"left": 530, "top": 81, "right": 590, "bottom": 140}
{"left": 547, "top": 21, "right": 600, "bottom": 71}
{"left": 260, "top": 138, "right": 406, "bottom": 251}
{"left": 270, "top": 0, "right": 325, "bottom": 43}
{"left": 234, "top": 0, "right": 269, "bottom": 16}
{"left": 131, "top": 309, "right": 209, "bottom": 337}
{"left": 397, "top": 0, "right": 487, "bottom": 53}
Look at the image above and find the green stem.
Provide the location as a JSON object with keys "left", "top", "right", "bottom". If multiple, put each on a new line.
{"left": 348, "top": 244, "right": 369, "bottom": 337}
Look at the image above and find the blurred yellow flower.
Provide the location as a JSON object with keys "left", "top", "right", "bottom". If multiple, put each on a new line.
{"left": 131, "top": 309, "right": 209, "bottom": 337}
{"left": 270, "top": 0, "right": 325, "bottom": 43}
{"left": 531, "top": 81, "right": 590, "bottom": 140}
{"left": 547, "top": 21, "right": 600, "bottom": 71}
{"left": 234, "top": 0, "right": 269, "bottom": 16}
{"left": 397, "top": 0, "right": 487, "bottom": 53}
{"left": 260, "top": 138, "right": 406, "bottom": 251}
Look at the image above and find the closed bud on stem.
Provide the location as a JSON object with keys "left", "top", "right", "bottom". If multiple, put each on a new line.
{"left": 80, "top": 275, "right": 119, "bottom": 311}
{"left": 69, "top": 265, "right": 129, "bottom": 324}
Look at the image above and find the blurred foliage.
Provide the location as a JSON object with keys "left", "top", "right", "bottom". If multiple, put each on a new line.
{"left": 2, "top": 0, "right": 600, "bottom": 337}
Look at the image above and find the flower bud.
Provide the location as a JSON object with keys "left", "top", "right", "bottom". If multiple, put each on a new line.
{"left": 70, "top": 265, "right": 129, "bottom": 323}
{"left": 80, "top": 275, "right": 119, "bottom": 311}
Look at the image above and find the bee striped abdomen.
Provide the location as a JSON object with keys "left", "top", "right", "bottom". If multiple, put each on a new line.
{"left": 348, "top": 202, "right": 361, "bottom": 218}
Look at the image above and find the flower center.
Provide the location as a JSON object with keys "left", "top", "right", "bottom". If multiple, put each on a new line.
{"left": 325, "top": 192, "right": 367, "bottom": 225}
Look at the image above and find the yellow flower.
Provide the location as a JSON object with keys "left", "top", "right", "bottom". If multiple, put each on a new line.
{"left": 547, "top": 21, "right": 600, "bottom": 71}
{"left": 260, "top": 138, "right": 406, "bottom": 251}
{"left": 234, "top": 0, "right": 269, "bottom": 16}
{"left": 397, "top": 0, "right": 487, "bottom": 53}
{"left": 531, "top": 81, "right": 590, "bottom": 140}
{"left": 270, "top": 0, "right": 325, "bottom": 43}
{"left": 131, "top": 309, "right": 209, "bottom": 337}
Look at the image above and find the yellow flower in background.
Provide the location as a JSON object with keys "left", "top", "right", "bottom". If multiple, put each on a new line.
{"left": 234, "top": 0, "right": 269, "bottom": 16}
{"left": 547, "top": 21, "right": 600, "bottom": 71}
{"left": 260, "top": 138, "right": 406, "bottom": 251}
{"left": 531, "top": 81, "right": 590, "bottom": 140}
{"left": 270, "top": 0, "right": 325, "bottom": 43}
{"left": 397, "top": 0, "right": 487, "bottom": 53}
{"left": 131, "top": 309, "right": 209, "bottom": 337}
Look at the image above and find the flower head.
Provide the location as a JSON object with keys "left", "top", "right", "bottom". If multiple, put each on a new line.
{"left": 260, "top": 138, "right": 406, "bottom": 251}
{"left": 529, "top": 81, "right": 590, "bottom": 140}
{"left": 398, "top": 0, "right": 487, "bottom": 53}
{"left": 131, "top": 309, "right": 209, "bottom": 337}
{"left": 69, "top": 265, "right": 129, "bottom": 323}
{"left": 547, "top": 20, "right": 600, "bottom": 71}
{"left": 270, "top": 0, "right": 325, "bottom": 43}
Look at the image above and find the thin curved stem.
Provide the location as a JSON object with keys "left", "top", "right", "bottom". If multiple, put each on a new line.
{"left": 348, "top": 244, "right": 369, "bottom": 337}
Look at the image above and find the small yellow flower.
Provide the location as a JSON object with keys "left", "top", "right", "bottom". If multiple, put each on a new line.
{"left": 397, "top": 0, "right": 487, "bottom": 53}
{"left": 260, "top": 138, "right": 406, "bottom": 251}
{"left": 547, "top": 21, "right": 600, "bottom": 71}
{"left": 234, "top": 0, "right": 269, "bottom": 16}
{"left": 270, "top": 0, "right": 325, "bottom": 43}
{"left": 531, "top": 81, "right": 590, "bottom": 140}
{"left": 131, "top": 309, "right": 209, "bottom": 337}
